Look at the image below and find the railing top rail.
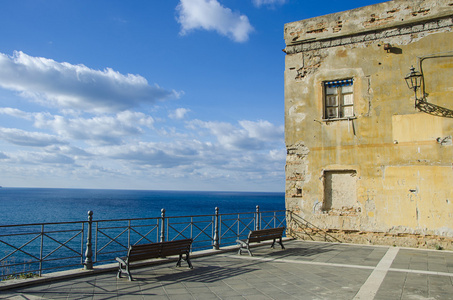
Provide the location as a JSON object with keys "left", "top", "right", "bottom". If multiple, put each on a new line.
{"left": 93, "top": 210, "right": 287, "bottom": 223}
{"left": 251, "top": 209, "right": 287, "bottom": 214}
{"left": 0, "top": 216, "right": 159, "bottom": 228}
{"left": 0, "top": 220, "right": 86, "bottom": 228}
{"left": 91, "top": 217, "right": 160, "bottom": 223}
{"left": 164, "top": 209, "right": 287, "bottom": 219}
{"left": 0, "top": 227, "right": 83, "bottom": 237}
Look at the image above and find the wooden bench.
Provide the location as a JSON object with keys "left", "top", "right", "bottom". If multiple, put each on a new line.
{"left": 237, "top": 227, "right": 285, "bottom": 256}
{"left": 115, "top": 238, "right": 193, "bottom": 281}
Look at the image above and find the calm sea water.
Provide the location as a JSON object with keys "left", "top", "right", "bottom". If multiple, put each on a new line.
{"left": 0, "top": 188, "right": 285, "bottom": 225}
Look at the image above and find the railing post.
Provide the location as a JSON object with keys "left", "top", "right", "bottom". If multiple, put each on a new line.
{"left": 255, "top": 205, "right": 260, "bottom": 230}
{"left": 213, "top": 207, "right": 219, "bottom": 250}
{"left": 39, "top": 224, "right": 44, "bottom": 276}
{"left": 84, "top": 211, "right": 93, "bottom": 270}
{"left": 274, "top": 211, "right": 277, "bottom": 228}
{"left": 287, "top": 210, "right": 292, "bottom": 237}
{"left": 160, "top": 208, "right": 166, "bottom": 242}
{"left": 128, "top": 220, "right": 131, "bottom": 248}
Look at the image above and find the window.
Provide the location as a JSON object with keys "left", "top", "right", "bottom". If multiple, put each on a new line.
{"left": 323, "top": 79, "right": 354, "bottom": 119}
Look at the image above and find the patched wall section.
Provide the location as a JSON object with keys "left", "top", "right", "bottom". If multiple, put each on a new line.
{"left": 323, "top": 170, "right": 358, "bottom": 213}
{"left": 285, "top": 142, "right": 309, "bottom": 214}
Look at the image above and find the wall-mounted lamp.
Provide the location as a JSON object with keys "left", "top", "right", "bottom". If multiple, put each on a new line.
{"left": 404, "top": 66, "right": 423, "bottom": 105}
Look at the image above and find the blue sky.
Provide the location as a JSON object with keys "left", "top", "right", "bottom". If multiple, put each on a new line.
{"left": 0, "top": 0, "right": 384, "bottom": 192}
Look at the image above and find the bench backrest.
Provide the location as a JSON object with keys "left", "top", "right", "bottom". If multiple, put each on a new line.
{"left": 248, "top": 227, "right": 285, "bottom": 243}
{"left": 127, "top": 239, "right": 192, "bottom": 263}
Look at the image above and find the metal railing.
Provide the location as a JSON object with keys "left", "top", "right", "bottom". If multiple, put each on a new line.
{"left": 0, "top": 206, "right": 286, "bottom": 280}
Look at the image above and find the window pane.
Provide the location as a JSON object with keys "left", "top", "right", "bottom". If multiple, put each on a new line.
{"left": 326, "top": 107, "right": 338, "bottom": 118}
{"left": 326, "top": 95, "right": 338, "bottom": 106}
{"left": 342, "top": 106, "right": 354, "bottom": 117}
{"left": 341, "top": 85, "right": 353, "bottom": 93}
{"left": 343, "top": 94, "right": 354, "bottom": 105}
{"left": 326, "top": 86, "right": 337, "bottom": 95}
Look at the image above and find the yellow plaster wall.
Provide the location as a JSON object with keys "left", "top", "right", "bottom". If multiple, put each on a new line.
{"left": 392, "top": 114, "right": 443, "bottom": 143}
{"left": 379, "top": 166, "right": 453, "bottom": 234}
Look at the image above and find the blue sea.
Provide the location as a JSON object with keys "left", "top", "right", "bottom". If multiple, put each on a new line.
{"left": 0, "top": 188, "right": 286, "bottom": 277}
{"left": 0, "top": 188, "right": 285, "bottom": 225}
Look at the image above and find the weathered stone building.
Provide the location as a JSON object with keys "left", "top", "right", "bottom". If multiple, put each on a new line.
{"left": 284, "top": 0, "right": 453, "bottom": 249}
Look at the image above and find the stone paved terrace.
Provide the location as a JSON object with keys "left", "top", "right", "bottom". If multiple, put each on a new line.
{"left": 1, "top": 240, "right": 452, "bottom": 299}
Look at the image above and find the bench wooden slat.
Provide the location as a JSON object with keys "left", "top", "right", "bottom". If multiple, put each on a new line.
{"left": 116, "top": 238, "right": 193, "bottom": 281}
{"left": 237, "top": 227, "right": 285, "bottom": 256}
{"left": 128, "top": 252, "right": 160, "bottom": 262}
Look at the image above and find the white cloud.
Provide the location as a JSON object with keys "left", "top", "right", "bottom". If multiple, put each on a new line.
{"left": 0, "top": 127, "right": 67, "bottom": 147}
{"left": 92, "top": 141, "right": 202, "bottom": 168}
{"left": 0, "top": 51, "right": 180, "bottom": 113}
{"left": 34, "top": 110, "right": 155, "bottom": 145}
{"left": 252, "top": 0, "right": 287, "bottom": 7}
{"left": 169, "top": 108, "right": 190, "bottom": 120}
{"left": 36, "top": 153, "right": 75, "bottom": 164}
{"left": 0, "top": 114, "right": 286, "bottom": 190}
{"left": 1, "top": 107, "right": 156, "bottom": 146}
{"left": 45, "top": 145, "right": 91, "bottom": 157}
{"left": 5, "top": 150, "right": 75, "bottom": 165}
{"left": 0, "top": 107, "right": 34, "bottom": 120}
{"left": 238, "top": 120, "right": 283, "bottom": 141}
{"left": 188, "top": 119, "right": 284, "bottom": 150}
{"left": 89, "top": 129, "right": 284, "bottom": 177}
{"left": 176, "top": 0, "right": 254, "bottom": 42}
{"left": 0, "top": 94, "right": 285, "bottom": 191}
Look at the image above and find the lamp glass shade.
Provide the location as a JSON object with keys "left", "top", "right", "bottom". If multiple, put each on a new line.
{"left": 404, "top": 67, "right": 422, "bottom": 91}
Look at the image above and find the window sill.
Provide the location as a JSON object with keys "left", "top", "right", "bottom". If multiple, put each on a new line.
{"left": 322, "top": 116, "right": 357, "bottom": 122}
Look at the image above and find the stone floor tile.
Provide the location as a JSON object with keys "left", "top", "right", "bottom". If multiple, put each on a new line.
{"left": 221, "top": 296, "right": 246, "bottom": 300}
{"left": 186, "top": 287, "right": 213, "bottom": 294}
{"left": 428, "top": 263, "right": 449, "bottom": 272}
{"left": 243, "top": 294, "right": 272, "bottom": 300}
{"left": 117, "top": 295, "right": 145, "bottom": 300}
{"left": 163, "top": 287, "right": 190, "bottom": 295}
{"left": 208, "top": 284, "right": 236, "bottom": 293}
{"left": 428, "top": 292, "right": 453, "bottom": 300}
{"left": 374, "top": 291, "right": 403, "bottom": 300}
{"left": 212, "top": 289, "right": 243, "bottom": 298}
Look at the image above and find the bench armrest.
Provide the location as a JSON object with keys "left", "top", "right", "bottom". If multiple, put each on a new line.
{"left": 116, "top": 257, "right": 127, "bottom": 266}
{"left": 236, "top": 239, "right": 247, "bottom": 247}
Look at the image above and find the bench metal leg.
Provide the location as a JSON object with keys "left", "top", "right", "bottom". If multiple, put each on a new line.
{"left": 270, "top": 238, "right": 285, "bottom": 249}
{"left": 176, "top": 253, "right": 193, "bottom": 269}
{"left": 237, "top": 239, "right": 253, "bottom": 256}
{"left": 117, "top": 264, "right": 133, "bottom": 281}
{"left": 116, "top": 257, "right": 133, "bottom": 281}
{"left": 186, "top": 253, "right": 193, "bottom": 269}
{"left": 238, "top": 245, "right": 253, "bottom": 256}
